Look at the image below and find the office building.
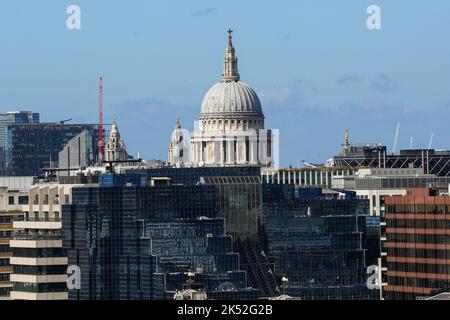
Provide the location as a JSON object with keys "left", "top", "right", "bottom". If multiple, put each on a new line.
{"left": 8, "top": 123, "right": 99, "bottom": 176}
{"left": 330, "top": 167, "right": 450, "bottom": 216}
{"left": 9, "top": 175, "right": 98, "bottom": 300}
{"left": 262, "top": 184, "right": 380, "bottom": 300}
{"left": 0, "top": 112, "right": 39, "bottom": 175}
{"left": 58, "top": 130, "right": 96, "bottom": 174}
{"left": 331, "top": 167, "right": 450, "bottom": 296}
{"left": 261, "top": 167, "right": 350, "bottom": 189}
{"left": 333, "top": 130, "right": 450, "bottom": 177}
{"left": 62, "top": 169, "right": 259, "bottom": 299}
{"left": 384, "top": 188, "right": 450, "bottom": 300}
{"left": 0, "top": 177, "right": 34, "bottom": 298}
{"left": 130, "top": 166, "right": 277, "bottom": 296}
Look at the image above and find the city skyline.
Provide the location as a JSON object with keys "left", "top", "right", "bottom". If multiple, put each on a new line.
{"left": 3, "top": 1, "right": 450, "bottom": 304}
{"left": 1, "top": 1, "right": 450, "bottom": 167}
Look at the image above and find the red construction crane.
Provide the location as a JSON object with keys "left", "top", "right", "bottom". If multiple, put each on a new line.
{"left": 97, "top": 76, "right": 105, "bottom": 163}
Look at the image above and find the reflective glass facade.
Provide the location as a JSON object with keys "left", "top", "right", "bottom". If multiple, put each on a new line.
{"left": 8, "top": 123, "right": 99, "bottom": 176}
{"left": 61, "top": 167, "right": 381, "bottom": 300}
{"left": 262, "top": 184, "right": 380, "bottom": 300}
{"left": 62, "top": 168, "right": 261, "bottom": 299}
{"left": 201, "top": 176, "right": 261, "bottom": 239}
{"left": 0, "top": 111, "right": 39, "bottom": 175}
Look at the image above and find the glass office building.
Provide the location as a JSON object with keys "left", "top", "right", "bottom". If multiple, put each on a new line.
{"left": 200, "top": 175, "right": 261, "bottom": 239}
{"left": 126, "top": 167, "right": 274, "bottom": 296}
{"left": 127, "top": 166, "right": 261, "bottom": 185}
{"left": 59, "top": 166, "right": 382, "bottom": 300}
{"left": 262, "top": 184, "right": 380, "bottom": 300}
{"left": 0, "top": 111, "right": 39, "bottom": 175}
{"left": 7, "top": 123, "right": 99, "bottom": 176}
{"left": 62, "top": 167, "right": 263, "bottom": 299}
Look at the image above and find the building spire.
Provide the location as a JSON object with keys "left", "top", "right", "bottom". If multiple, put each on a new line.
{"left": 222, "top": 28, "right": 240, "bottom": 82}
{"left": 227, "top": 28, "right": 233, "bottom": 47}
{"left": 175, "top": 116, "right": 181, "bottom": 129}
{"left": 111, "top": 116, "right": 118, "bottom": 133}
{"left": 105, "top": 116, "right": 127, "bottom": 162}
{"left": 345, "top": 128, "right": 349, "bottom": 148}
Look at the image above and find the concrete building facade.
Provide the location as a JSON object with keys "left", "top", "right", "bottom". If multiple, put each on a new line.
{"left": 0, "top": 176, "right": 33, "bottom": 298}
{"left": 9, "top": 176, "right": 98, "bottom": 300}
{"left": 58, "top": 129, "right": 96, "bottom": 173}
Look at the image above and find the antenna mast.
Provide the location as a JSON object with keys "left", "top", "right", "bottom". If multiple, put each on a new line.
{"left": 98, "top": 76, "right": 105, "bottom": 163}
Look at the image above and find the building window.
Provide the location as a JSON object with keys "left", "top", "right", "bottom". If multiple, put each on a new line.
{"left": 18, "top": 196, "right": 29, "bottom": 205}
{"left": 8, "top": 196, "right": 14, "bottom": 205}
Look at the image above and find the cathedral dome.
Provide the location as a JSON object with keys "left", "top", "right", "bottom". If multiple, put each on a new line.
{"left": 200, "top": 29, "right": 263, "bottom": 118}
{"left": 188, "top": 30, "right": 273, "bottom": 168}
{"left": 200, "top": 80, "right": 262, "bottom": 116}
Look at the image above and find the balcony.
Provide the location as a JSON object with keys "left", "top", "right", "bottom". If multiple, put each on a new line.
{"left": 13, "top": 216, "right": 60, "bottom": 223}
{"left": 10, "top": 274, "right": 67, "bottom": 284}
{"left": 0, "top": 266, "right": 13, "bottom": 274}
{"left": 0, "top": 281, "right": 12, "bottom": 287}
{"left": 9, "top": 256, "right": 68, "bottom": 266}
{"left": 12, "top": 230, "right": 61, "bottom": 241}
{"left": 13, "top": 219, "right": 62, "bottom": 231}
{"left": 0, "top": 252, "right": 12, "bottom": 258}
{"left": 10, "top": 239, "right": 62, "bottom": 249}
{"left": 0, "top": 223, "right": 13, "bottom": 230}
{"left": 10, "top": 291, "right": 68, "bottom": 300}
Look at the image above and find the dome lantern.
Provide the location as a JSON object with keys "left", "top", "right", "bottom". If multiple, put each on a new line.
{"left": 222, "top": 28, "right": 240, "bottom": 82}
{"left": 200, "top": 29, "right": 263, "bottom": 118}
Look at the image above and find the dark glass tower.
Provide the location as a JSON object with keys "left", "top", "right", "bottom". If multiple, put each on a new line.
{"left": 262, "top": 184, "right": 380, "bottom": 300}
{"left": 8, "top": 123, "right": 99, "bottom": 176}
{"left": 0, "top": 111, "right": 39, "bottom": 175}
{"left": 62, "top": 167, "right": 262, "bottom": 299}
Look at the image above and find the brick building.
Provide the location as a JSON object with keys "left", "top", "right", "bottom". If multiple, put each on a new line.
{"left": 384, "top": 188, "right": 450, "bottom": 299}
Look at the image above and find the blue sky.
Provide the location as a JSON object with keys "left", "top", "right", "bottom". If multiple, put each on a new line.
{"left": 1, "top": 0, "right": 450, "bottom": 166}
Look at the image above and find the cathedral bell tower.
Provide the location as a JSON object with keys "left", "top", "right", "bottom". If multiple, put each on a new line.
{"left": 105, "top": 117, "right": 127, "bottom": 162}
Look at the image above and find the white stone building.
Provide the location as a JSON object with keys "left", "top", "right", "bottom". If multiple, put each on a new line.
{"left": 104, "top": 117, "right": 127, "bottom": 162}
{"left": 169, "top": 30, "right": 275, "bottom": 167}
{"left": 168, "top": 117, "right": 186, "bottom": 167}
